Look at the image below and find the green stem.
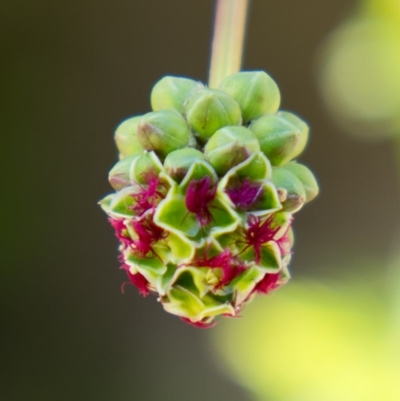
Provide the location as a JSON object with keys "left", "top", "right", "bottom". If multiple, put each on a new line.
{"left": 395, "top": 136, "right": 400, "bottom": 187}
{"left": 208, "top": 0, "right": 250, "bottom": 88}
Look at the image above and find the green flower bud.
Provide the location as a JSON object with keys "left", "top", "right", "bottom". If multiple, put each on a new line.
{"left": 277, "top": 188, "right": 288, "bottom": 203}
{"left": 129, "top": 151, "right": 163, "bottom": 184}
{"left": 219, "top": 71, "right": 281, "bottom": 123}
{"left": 280, "top": 111, "right": 309, "bottom": 158}
{"left": 249, "top": 112, "right": 309, "bottom": 166}
{"left": 204, "top": 126, "right": 260, "bottom": 176}
{"left": 272, "top": 167, "right": 306, "bottom": 212}
{"left": 151, "top": 76, "right": 203, "bottom": 114}
{"left": 114, "top": 116, "right": 144, "bottom": 158}
{"left": 185, "top": 89, "right": 242, "bottom": 141}
{"left": 108, "top": 155, "right": 138, "bottom": 190}
{"left": 137, "top": 110, "right": 191, "bottom": 159}
{"left": 282, "top": 162, "right": 319, "bottom": 202}
{"left": 164, "top": 148, "right": 205, "bottom": 182}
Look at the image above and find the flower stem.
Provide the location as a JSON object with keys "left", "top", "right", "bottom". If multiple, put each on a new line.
{"left": 395, "top": 136, "right": 400, "bottom": 178}
{"left": 208, "top": 0, "right": 250, "bottom": 88}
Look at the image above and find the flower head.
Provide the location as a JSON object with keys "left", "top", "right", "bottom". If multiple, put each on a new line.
{"left": 185, "top": 176, "right": 217, "bottom": 226}
{"left": 100, "top": 71, "right": 318, "bottom": 327}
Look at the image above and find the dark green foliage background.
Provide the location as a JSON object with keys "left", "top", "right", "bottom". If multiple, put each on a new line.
{"left": 1, "top": 1, "right": 398, "bottom": 400}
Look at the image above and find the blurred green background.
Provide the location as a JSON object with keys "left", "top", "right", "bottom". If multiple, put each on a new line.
{"left": 2, "top": 0, "right": 400, "bottom": 400}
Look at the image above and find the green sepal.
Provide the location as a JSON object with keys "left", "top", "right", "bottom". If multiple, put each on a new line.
{"left": 185, "top": 88, "right": 242, "bottom": 141}
{"left": 278, "top": 262, "right": 291, "bottom": 283}
{"left": 205, "top": 268, "right": 223, "bottom": 289}
{"left": 192, "top": 237, "right": 224, "bottom": 260}
{"left": 164, "top": 231, "right": 195, "bottom": 264}
{"left": 212, "top": 230, "right": 240, "bottom": 254}
{"left": 239, "top": 241, "right": 282, "bottom": 271}
{"left": 163, "top": 267, "right": 235, "bottom": 321}
{"left": 151, "top": 76, "right": 203, "bottom": 114}
{"left": 180, "top": 160, "right": 218, "bottom": 192}
{"left": 164, "top": 148, "right": 206, "bottom": 183}
{"left": 249, "top": 181, "right": 282, "bottom": 216}
{"left": 282, "top": 162, "right": 319, "bottom": 202}
{"left": 125, "top": 254, "right": 166, "bottom": 287}
{"left": 155, "top": 263, "right": 176, "bottom": 296}
{"left": 154, "top": 181, "right": 240, "bottom": 239}
{"left": 272, "top": 212, "right": 293, "bottom": 239}
{"left": 108, "top": 186, "right": 137, "bottom": 218}
{"left": 136, "top": 110, "right": 192, "bottom": 159}
{"left": 108, "top": 155, "right": 138, "bottom": 190}
{"left": 219, "top": 71, "right": 281, "bottom": 123}
{"left": 195, "top": 295, "right": 235, "bottom": 321}
{"left": 272, "top": 167, "right": 306, "bottom": 213}
{"left": 217, "top": 153, "right": 281, "bottom": 215}
{"left": 107, "top": 154, "right": 168, "bottom": 218}
{"left": 279, "top": 111, "right": 309, "bottom": 158}
{"left": 114, "top": 116, "right": 144, "bottom": 159}
{"left": 163, "top": 267, "right": 208, "bottom": 318}
{"left": 249, "top": 112, "right": 309, "bottom": 166}
{"left": 219, "top": 178, "right": 281, "bottom": 217}
{"left": 231, "top": 152, "right": 272, "bottom": 181}
{"left": 204, "top": 126, "right": 261, "bottom": 176}
{"left": 208, "top": 196, "right": 240, "bottom": 237}
{"left": 98, "top": 194, "right": 114, "bottom": 213}
{"left": 163, "top": 289, "right": 235, "bottom": 321}
{"left": 152, "top": 241, "right": 172, "bottom": 262}
{"left": 171, "top": 267, "right": 209, "bottom": 298}
{"left": 158, "top": 171, "right": 176, "bottom": 187}
{"left": 218, "top": 152, "right": 271, "bottom": 188}
{"left": 126, "top": 252, "right": 167, "bottom": 274}
{"left": 229, "top": 266, "right": 265, "bottom": 306}
{"left": 129, "top": 151, "right": 163, "bottom": 184}
{"left": 154, "top": 184, "right": 200, "bottom": 238}
{"left": 163, "top": 286, "right": 205, "bottom": 319}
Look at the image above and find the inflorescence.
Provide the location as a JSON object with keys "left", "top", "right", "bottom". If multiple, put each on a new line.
{"left": 99, "top": 71, "right": 319, "bottom": 327}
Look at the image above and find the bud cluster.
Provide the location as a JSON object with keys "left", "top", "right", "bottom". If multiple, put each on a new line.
{"left": 100, "top": 71, "right": 318, "bottom": 327}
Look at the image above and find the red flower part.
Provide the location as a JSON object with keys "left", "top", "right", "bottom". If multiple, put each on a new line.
{"left": 185, "top": 176, "right": 217, "bottom": 227}
{"left": 180, "top": 317, "right": 217, "bottom": 329}
{"left": 276, "top": 230, "right": 291, "bottom": 256}
{"left": 226, "top": 178, "right": 263, "bottom": 209}
{"left": 222, "top": 312, "right": 240, "bottom": 318}
{"left": 131, "top": 215, "right": 167, "bottom": 257}
{"left": 254, "top": 272, "right": 280, "bottom": 294}
{"left": 118, "top": 252, "right": 126, "bottom": 264}
{"left": 120, "top": 263, "right": 150, "bottom": 296}
{"left": 275, "top": 216, "right": 293, "bottom": 256}
{"left": 194, "top": 248, "right": 246, "bottom": 287}
{"left": 244, "top": 214, "right": 280, "bottom": 264}
{"left": 109, "top": 218, "right": 133, "bottom": 247}
{"left": 130, "top": 171, "right": 165, "bottom": 216}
